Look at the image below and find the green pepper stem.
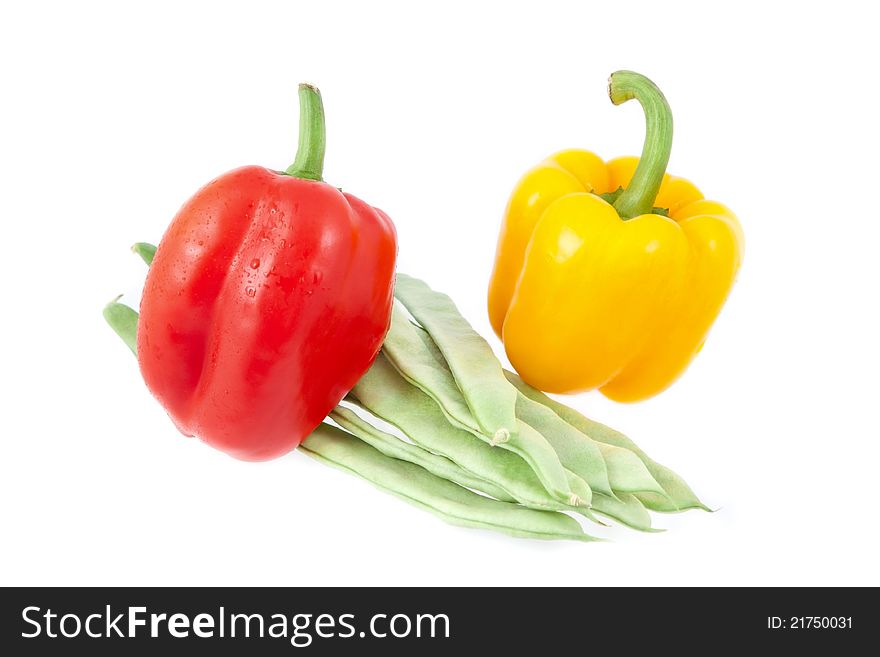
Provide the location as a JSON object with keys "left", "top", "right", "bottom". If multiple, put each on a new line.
{"left": 285, "top": 84, "right": 326, "bottom": 181}
{"left": 608, "top": 71, "right": 673, "bottom": 219}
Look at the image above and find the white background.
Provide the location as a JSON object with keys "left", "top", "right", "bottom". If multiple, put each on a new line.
{"left": 1, "top": 0, "right": 878, "bottom": 586}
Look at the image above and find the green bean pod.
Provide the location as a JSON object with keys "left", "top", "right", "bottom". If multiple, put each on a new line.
{"left": 591, "top": 492, "right": 660, "bottom": 532}
{"left": 393, "top": 273, "right": 517, "bottom": 443}
{"left": 514, "top": 392, "right": 666, "bottom": 497}
{"left": 131, "top": 242, "right": 157, "bottom": 265}
{"left": 329, "top": 405, "right": 515, "bottom": 502}
{"left": 300, "top": 424, "right": 598, "bottom": 542}
{"left": 506, "top": 370, "right": 709, "bottom": 513}
{"left": 383, "top": 303, "right": 479, "bottom": 434}
{"left": 103, "top": 297, "right": 139, "bottom": 355}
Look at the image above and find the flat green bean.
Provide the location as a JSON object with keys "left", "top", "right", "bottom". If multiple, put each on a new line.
{"left": 513, "top": 387, "right": 666, "bottom": 497}
{"left": 511, "top": 391, "right": 616, "bottom": 498}
{"left": 394, "top": 273, "right": 517, "bottom": 444}
{"left": 591, "top": 492, "right": 660, "bottom": 533}
{"left": 506, "top": 370, "right": 709, "bottom": 512}
{"left": 329, "top": 405, "right": 515, "bottom": 503}
{"left": 301, "top": 424, "right": 597, "bottom": 542}
{"left": 383, "top": 304, "right": 478, "bottom": 435}
{"left": 132, "top": 242, "right": 157, "bottom": 265}
{"left": 103, "top": 297, "right": 139, "bottom": 355}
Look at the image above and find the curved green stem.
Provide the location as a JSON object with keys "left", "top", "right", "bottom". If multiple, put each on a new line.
{"left": 608, "top": 71, "right": 673, "bottom": 219}
{"left": 285, "top": 84, "right": 326, "bottom": 181}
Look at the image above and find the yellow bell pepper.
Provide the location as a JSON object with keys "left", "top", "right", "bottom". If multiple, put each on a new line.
{"left": 488, "top": 71, "right": 744, "bottom": 401}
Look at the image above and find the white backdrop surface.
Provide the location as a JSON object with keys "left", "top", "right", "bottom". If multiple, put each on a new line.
{"left": 1, "top": 0, "right": 877, "bottom": 586}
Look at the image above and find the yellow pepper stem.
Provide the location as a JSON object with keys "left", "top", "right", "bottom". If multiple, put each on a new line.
{"left": 608, "top": 71, "right": 673, "bottom": 219}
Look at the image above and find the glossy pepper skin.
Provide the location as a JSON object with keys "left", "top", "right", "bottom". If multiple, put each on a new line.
{"left": 488, "top": 71, "right": 743, "bottom": 402}
{"left": 138, "top": 85, "right": 397, "bottom": 460}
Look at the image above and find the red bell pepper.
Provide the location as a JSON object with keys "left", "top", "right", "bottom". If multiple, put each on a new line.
{"left": 137, "top": 84, "right": 397, "bottom": 461}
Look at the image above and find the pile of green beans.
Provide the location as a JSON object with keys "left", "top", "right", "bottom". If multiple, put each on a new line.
{"left": 106, "top": 247, "right": 708, "bottom": 541}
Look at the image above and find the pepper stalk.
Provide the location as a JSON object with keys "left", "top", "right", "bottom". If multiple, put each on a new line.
{"left": 608, "top": 71, "right": 673, "bottom": 219}
{"left": 285, "top": 83, "right": 326, "bottom": 181}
